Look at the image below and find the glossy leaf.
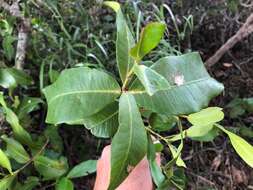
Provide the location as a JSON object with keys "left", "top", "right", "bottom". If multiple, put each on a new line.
{"left": 0, "top": 175, "right": 16, "bottom": 190}
{"left": 130, "top": 52, "right": 224, "bottom": 115}
{"left": 1, "top": 135, "right": 30, "bottom": 164}
{"left": 67, "top": 160, "right": 97, "bottom": 179}
{"left": 17, "top": 97, "right": 43, "bottom": 119}
{"left": 83, "top": 102, "right": 119, "bottom": 138}
{"left": 109, "top": 93, "right": 147, "bottom": 190}
{"left": 187, "top": 107, "right": 224, "bottom": 126}
{"left": 56, "top": 177, "right": 74, "bottom": 190}
{"left": 0, "top": 93, "right": 33, "bottom": 146}
{"left": 0, "top": 149, "right": 12, "bottom": 174}
{"left": 133, "top": 65, "right": 170, "bottom": 96}
{"left": 217, "top": 125, "right": 253, "bottom": 168}
{"left": 147, "top": 137, "right": 165, "bottom": 187}
{"left": 34, "top": 156, "right": 69, "bottom": 180}
{"left": 0, "top": 68, "right": 33, "bottom": 89}
{"left": 5, "top": 68, "right": 33, "bottom": 86}
{"left": 130, "top": 22, "right": 166, "bottom": 61}
{"left": 0, "top": 69, "right": 16, "bottom": 89}
{"left": 104, "top": 1, "right": 135, "bottom": 84}
{"left": 43, "top": 67, "right": 121, "bottom": 124}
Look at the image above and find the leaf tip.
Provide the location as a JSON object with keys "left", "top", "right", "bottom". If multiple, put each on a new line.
{"left": 103, "top": 1, "right": 120, "bottom": 12}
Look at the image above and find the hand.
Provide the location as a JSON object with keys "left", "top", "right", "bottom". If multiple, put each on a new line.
{"left": 94, "top": 145, "right": 160, "bottom": 190}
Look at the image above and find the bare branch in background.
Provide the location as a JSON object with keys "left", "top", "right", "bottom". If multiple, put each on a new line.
{"left": 0, "top": 0, "right": 31, "bottom": 70}
{"left": 206, "top": 13, "right": 253, "bottom": 67}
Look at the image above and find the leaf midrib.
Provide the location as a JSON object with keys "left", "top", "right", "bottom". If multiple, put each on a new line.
{"left": 129, "top": 77, "right": 212, "bottom": 94}
{"left": 48, "top": 90, "right": 121, "bottom": 105}
{"left": 115, "top": 95, "right": 133, "bottom": 182}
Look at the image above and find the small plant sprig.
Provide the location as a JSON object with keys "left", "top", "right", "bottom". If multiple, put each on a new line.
{"left": 41, "top": 1, "right": 253, "bottom": 189}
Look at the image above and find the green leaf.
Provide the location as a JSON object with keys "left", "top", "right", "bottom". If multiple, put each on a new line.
{"left": 5, "top": 68, "right": 32, "bottom": 86}
{"left": 56, "top": 177, "right": 73, "bottom": 190}
{"left": 217, "top": 125, "right": 253, "bottom": 168}
{"left": 43, "top": 67, "right": 121, "bottom": 124}
{"left": 109, "top": 93, "right": 147, "bottom": 190}
{"left": 183, "top": 107, "right": 224, "bottom": 142}
{"left": 168, "top": 144, "right": 186, "bottom": 168}
{"left": 34, "top": 156, "right": 69, "bottom": 180}
{"left": 104, "top": 1, "right": 135, "bottom": 84}
{"left": 187, "top": 107, "right": 224, "bottom": 126}
{"left": 0, "top": 93, "right": 33, "bottom": 146}
{"left": 0, "top": 175, "right": 16, "bottom": 190}
{"left": 17, "top": 97, "right": 43, "bottom": 119}
{"left": 0, "top": 149, "right": 12, "bottom": 174}
{"left": 226, "top": 98, "right": 246, "bottom": 118}
{"left": 149, "top": 113, "right": 176, "bottom": 132}
{"left": 0, "top": 20, "right": 13, "bottom": 36}
{"left": 133, "top": 65, "right": 170, "bottom": 96}
{"left": 0, "top": 69, "right": 16, "bottom": 89}
{"left": 244, "top": 98, "right": 253, "bottom": 112}
{"left": 130, "top": 52, "right": 224, "bottom": 115}
{"left": 1, "top": 135, "right": 30, "bottom": 164}
{"left": 147, "top": 137, "right": 165, "bottom": 187}
{"left": 130, "top": 22, "right": 166, "bottom": 61}
{"left": 2, "top": 35, "right": 15, "bottom": 61}
{"left": 49, "top": 69, "right": 60, "bottom": 83}
{"left": 164, "top": 119, "right": 184, "bottom": 172}
{"left": 227, "top": 98, "right": 253, "bottom": 118}
{"left": 227, "top": 0, "right": 239, "bottom": 12}
{"left": 83, "top": 102, "right": 119, "bottom": 138}
{"left": 4, "top": 108, "right": 33, "bottom": 146}
{"left": 168, "top": 125, "right": 220, "bottom": 142}
{"left": 103, "top": 1, "right": 120, "bottom": 12}
{"left": 170, "top": 168, "right": 186, "bottom": 190}
{"left": 14, "top": 177, "right": 39, "bottom": 190}
{"left": 239, "top": 126, "right": 253, "bottom": 138}
{"left": 67, "top": 160, "right": 97, "bottom": 179}
{"left": 0, "top": 68, "right": 33, "bottom": 89}
{"left": 187, "top": 125, "right": 218, "bottom": 141}
{"left": 44, "top": 126, "right": 63, "bottom": 153}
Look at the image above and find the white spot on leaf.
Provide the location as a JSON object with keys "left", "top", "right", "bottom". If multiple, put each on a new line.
{"left": 174, "top": 74, "right": 184, "bottom": 86}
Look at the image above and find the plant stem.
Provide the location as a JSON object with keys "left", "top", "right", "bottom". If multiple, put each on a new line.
{"left": 145, "top": 126, "right": 169, "bottom": 144}
{"left": 13, "top": 138, "right": 49, "bottom": 175}
{"left": 122, "top": 60, "right": 139, "bottom": 91}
